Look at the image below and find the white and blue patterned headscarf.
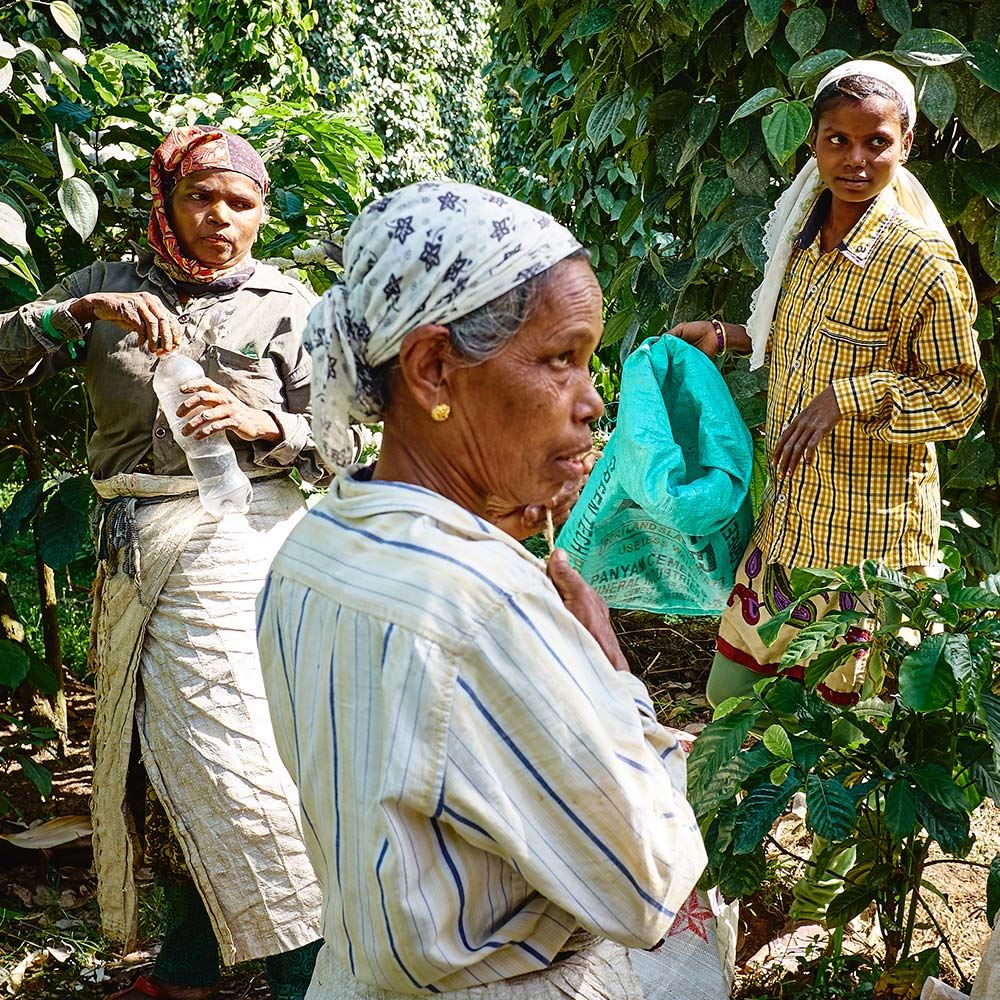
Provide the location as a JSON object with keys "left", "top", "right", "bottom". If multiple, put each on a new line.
{"left": 304, "top": 181, "right": 582, "bottom": 469}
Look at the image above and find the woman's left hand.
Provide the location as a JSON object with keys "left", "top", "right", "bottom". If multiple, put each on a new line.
{"left": 773, "top": 386, "right": 841, "bottom": 479}
{"left": 176, "top": 378, "right": 282, "bottom": 443}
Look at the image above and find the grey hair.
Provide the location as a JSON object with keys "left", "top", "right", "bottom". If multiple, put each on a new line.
{"left": 446, "top": 247, "right": 591, "bottom": 362}
{"left": 371, "top": 247, "right": 590, "bottom": 408}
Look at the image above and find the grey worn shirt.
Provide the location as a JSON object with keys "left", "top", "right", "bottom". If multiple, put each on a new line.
{"left": 0, "top": 255, "right": 330, "bottom": 484}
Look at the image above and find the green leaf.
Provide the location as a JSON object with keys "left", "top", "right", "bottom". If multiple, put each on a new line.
{"left": 721, "top": 119, "right": 750, "bottom": 161}
{"left": 717, "top": 844, "right": 766, "bottom": 899}
{"left": 911, "top": 763, "right": 969, "bottom": 813}
{"left": 898, "top": 634, "right": 957, "bottom": 712}
{"left": 601, "top": 310, "right": 638, "bottom": 349}
{"left": 686, "top": 708, "right": 760, "bottom": 820}
{"left": 732, "top": 773, "right": 799, "bottom": 853}
{"left": 988, "top": 852, "right": 1000, "bottom": 924}
{"left": 922, "top": 160, "right": 970, "bottom": 225}
{"left": 697, "top": 176, "right": 733, "bottom": 218}
{"left": 763, "top": 724, "right": 793, "bottom": 761}
{"left": 586, "top": 91, "right": 633, "bottom": 149}
{"left": 981, "top": 691, "right": 1000, "bottom": 766}
{"left": 770, "top": 762, "right": 792, "bottom": 784}
{"left": 876, "top": 0, "right": 912, "bottom": 34}
{"left": 744, "top": 13, "right": 777, "bottom": 58}
{"left": 915, "top": 791, "right": 971, "bottom": 855}
{"left": 617, "top": 195, "right": 643, "bottom": 238}
{"left": 917, "top": 69, "right": 958, "bottom": 131}
{"left": 53, "top": 125, "right": 76, "bottom": 181}
{"left": 0, "top": 137, "right": 56, "bottom": 179}
{"left": 695, "top": 219, "right": 733, "bottom": 259}
{"left": 16, "top": 756, "right": 52, "bottom": 798}
{"left": 966, "top": 40, "right": 1000, "bottom": 95}
{"left": 884, "top": 781, "right": 917, "bottom": 841}
{"left": 894, "top": 29, "right": 968, "bottom": 68}
{"left": 962, "top": 161, "right": 1000, "bottom": 204}
{"left": 730, "top": 87, "right": 786, "bottom": 124}
{"left": 785, "top": 8, "right": 826, "bottom": 57}
{"left": 57, "top": 177, "right": 99, "bottom": 241}
{"left": 806, "top": 774, "right": 857, "bottom": 841}
{"left": 678, "top": 102, "right": 720, "bottom": 173}
{"left": 55, "top": 476, "right": 92, "bottom": 517}
{"left": 0, "top": 480, "right": 44, "bottom": 544}
{"left": 781, "top": 614, "right": 858, "bottom": 670}
{"left": 50, "top": 0, "right": 83, "bottom": 41}
{"left": 0, "top": 195, "right": 29, "bottom": 255}
{"left": 970, "top": 93, "right": 1000, "bottom": 152}
{"left": 826, "top": 883, "right": 877, "bottom": 927}
{"left": 788, "top": 50, "right": 850, "bottom": 94}
{"left": 690, "top": 0, "right": 727, "bottom": 26}
{"left": 0, "top": 639, "right": 30, "bottom": 688}
{"left": 803, "top": 644, "right": 863, "bottom": 692}
{"left": 25, "top": 651, "right": 58, "bottom": 699}
{"left": 762, "top": 101, "right": 812, "bottom": 164}
{"left": 741, "top": 218, "right": 768, "bottom": 273}
{"left": 37, "top": 495, "right": 89, "bottom": 570}
{"left": 571, "top": 6, "right": 616, "bottom": 40}
{"left": 748, "top": 0, "right": 782, "bottom": 27}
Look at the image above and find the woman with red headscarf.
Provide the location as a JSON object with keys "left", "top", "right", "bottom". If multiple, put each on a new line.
{"left": 0, "top": 127, "right": 326, "bottom": 999}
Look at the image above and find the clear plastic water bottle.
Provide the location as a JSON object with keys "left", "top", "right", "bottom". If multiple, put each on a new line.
{"left": 152, "top": 353, "right": 253, "bottom": 518}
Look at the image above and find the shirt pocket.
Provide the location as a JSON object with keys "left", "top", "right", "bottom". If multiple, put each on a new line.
{"left": 202, "top": 345, "right": 284, "bottom": 408}
{"left": 819, "top": 317, "right": 891, "bottom": 379}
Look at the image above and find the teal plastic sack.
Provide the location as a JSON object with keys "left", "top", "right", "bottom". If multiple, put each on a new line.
{"left": 557, "top": 336, "right": 754, "bottom": 616}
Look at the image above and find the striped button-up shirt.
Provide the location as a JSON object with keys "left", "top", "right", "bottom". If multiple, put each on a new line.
{"left": 757, "top": 187, "right": 985, "bottom": 569}
{"left": 256, "top": 472, "right": 706, "bottom": 993}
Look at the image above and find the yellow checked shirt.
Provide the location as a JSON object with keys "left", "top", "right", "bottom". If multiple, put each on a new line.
{"left": 755, "top": 187, "right": 985, "bottom": 570}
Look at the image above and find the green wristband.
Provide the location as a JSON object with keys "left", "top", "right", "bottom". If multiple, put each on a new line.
{"left": 40, "top": 304, "right": 82, "bottom": 360}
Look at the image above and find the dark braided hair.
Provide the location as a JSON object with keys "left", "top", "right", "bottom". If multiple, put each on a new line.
{"left": 812, "top": 75, "right": 911, "bottom": 133}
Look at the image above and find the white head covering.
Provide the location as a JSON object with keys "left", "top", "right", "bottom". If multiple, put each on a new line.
{"left": 305, "top": 181, "right": 582, "bottom": 468}
{"left": 746, "top": 59, "right": 954, "bottom": 370}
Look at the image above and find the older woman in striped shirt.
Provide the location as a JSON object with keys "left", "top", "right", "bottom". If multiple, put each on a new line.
{"left": 256, "top": 182, "right": 707, "bottom": 998}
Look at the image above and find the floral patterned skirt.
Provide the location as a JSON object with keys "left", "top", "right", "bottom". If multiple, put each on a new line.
{"left": 714, "top": 545, "right": 874, "bottom": 705}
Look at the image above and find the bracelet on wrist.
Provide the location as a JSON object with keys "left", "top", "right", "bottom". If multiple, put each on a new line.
{"left": 709, "top": 317, "right": 727, "bottom": 355}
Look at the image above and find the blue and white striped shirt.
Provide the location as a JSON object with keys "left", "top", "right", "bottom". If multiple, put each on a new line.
{"left": 257, "top": 472, "right": 707, "bottom": 993}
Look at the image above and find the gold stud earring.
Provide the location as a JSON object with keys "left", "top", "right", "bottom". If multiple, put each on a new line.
{"left": 431, "top": 403, "right": 451, "bottom": 422}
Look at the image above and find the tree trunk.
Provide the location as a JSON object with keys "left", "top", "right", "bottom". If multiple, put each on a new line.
{"left": 11, "top": 391, "right": 67, "bottom": 746}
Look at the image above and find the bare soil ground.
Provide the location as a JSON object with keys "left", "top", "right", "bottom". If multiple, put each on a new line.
{"left": 1, "top": 618, "right": 996, "bottom": 998}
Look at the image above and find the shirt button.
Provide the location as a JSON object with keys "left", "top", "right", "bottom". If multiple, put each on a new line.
{"left": 154, "top": 427, "right": 167, "bottom": 438}
{"left": 778, "top": 493, "right": 787, "bottom": 502}
{"left": 177, "top": 314, "right": 189, "bottom": 323}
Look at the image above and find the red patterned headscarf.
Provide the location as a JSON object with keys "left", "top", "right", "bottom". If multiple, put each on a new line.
{"left": 148, "top": 125, "right": 270, "bottom": 284}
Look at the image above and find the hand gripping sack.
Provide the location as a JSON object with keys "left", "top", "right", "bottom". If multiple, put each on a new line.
{"left": 557, "top": 336, "right": 754, "bottom": 616}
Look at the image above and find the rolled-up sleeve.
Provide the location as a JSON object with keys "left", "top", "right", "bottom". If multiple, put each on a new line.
{"left": 0, "top": 269, "right": 92, "bottom": 389}
{"left": 440, "top": 586, "right": 706, "bottom": 948}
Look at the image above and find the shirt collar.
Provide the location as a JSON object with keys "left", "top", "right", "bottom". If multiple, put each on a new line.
{"left": 793, "top": 186, "right": 899, "bottom": 266}
{"left": 320, "top": 466, "right": 548, "bottom": 572}
{"left": 135, "top": 250, "right": 294, "bottom": 294}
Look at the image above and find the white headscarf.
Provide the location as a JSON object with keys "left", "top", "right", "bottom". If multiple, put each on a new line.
{"left": 746, "top": 59, "right": 954, "bottom": 370}
{"left": 305, "top": 181, "right": 582, "bottom": 469}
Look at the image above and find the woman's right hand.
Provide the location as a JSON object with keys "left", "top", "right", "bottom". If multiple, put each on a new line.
{"left": 69, "top": 292, "right": 181, "bottom": 354}
{"left": 666, "top": 320, "right": 751, "bottom": 358}
{"left": 667, "top": 320, "right": 720, "bottom": 357}
{"left": 547, "top": 549, "right": 630, "bottom": 672}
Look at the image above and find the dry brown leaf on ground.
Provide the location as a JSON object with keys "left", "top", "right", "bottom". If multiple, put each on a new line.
{"left": 0, "top": 816, "right": 92, "bottom": 849}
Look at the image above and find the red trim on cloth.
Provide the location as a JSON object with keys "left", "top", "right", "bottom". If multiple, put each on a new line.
{"left": 715, "top": 638, "right": 860, "bottom": 706}
{"left": 109, "top": 976, "right": 172, "bottom": 999}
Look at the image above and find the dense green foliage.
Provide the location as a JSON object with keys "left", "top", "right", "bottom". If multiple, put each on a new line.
{"left": 0, "top": 0, "right": 381, "bottom": 807}
{"left": 688, "top": 558, "right": 1000, "bottom": 980}
{"left": 492, "top": 0, "right": 1000, "bottom": 571}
